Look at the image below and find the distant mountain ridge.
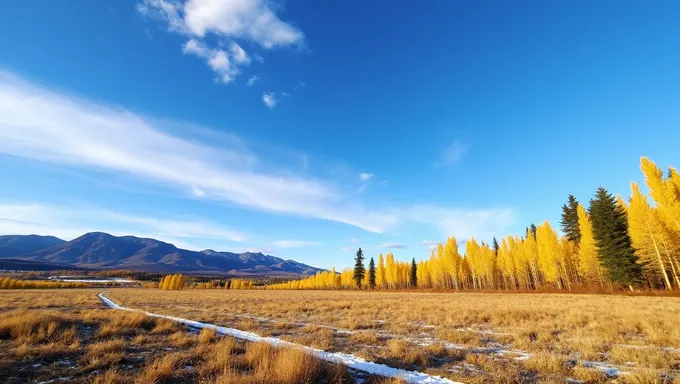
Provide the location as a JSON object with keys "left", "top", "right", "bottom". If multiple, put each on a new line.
{"left": 0, "top": 233, "right": 322, "bottom": 277}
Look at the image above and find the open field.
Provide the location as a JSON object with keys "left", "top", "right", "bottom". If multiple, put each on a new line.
{"left": 100, "top": 289, "right": 680, "bottom": 383}
{"left": 0, "top": 289, "right": 399, "bottom": 384}
{"left": 1, "top": 288, "right": 679, "bottom": 383}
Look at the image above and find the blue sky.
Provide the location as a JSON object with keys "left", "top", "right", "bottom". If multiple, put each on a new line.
{"left": 1, "top": 1, "right": 679, "bottom": 269}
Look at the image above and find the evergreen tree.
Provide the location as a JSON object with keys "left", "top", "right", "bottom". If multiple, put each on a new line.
{"left": 368, "top": 257, "right": 376, "bottom": 289}
{"left": 589, "top": 187, "right": 643, "bottom": 288}
{"left": 561, "top": 194, "right": 581, "bottom": 242}
{"left": 353, "top": 248, "right": 365, "bottom": 288}
{"left": 492, "top": 237, "right": 499, "bottom": 255}
{"left": 529, "top": 224, "right": 538, "bottom": 238}
{"left": 410, "top": 258, "right": 418, "bottom": 288}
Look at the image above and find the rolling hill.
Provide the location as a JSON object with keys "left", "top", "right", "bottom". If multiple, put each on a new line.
{"left": 0, "top": 232, "right": 321, "bottom": 277}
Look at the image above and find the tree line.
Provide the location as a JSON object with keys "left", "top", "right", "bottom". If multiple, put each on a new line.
{"left": 266, "top": 157, "right": 680, "bottom": 292}
{"left": 155, "top": 274, "right": 255, "bottom": 290}
{"left": 0, "top": 277, "right": 91, "bottom": 289}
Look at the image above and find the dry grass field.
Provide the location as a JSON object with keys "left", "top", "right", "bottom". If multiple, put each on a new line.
{"left": 0, "top": 289, "right": 398, "bottom": 384}
{"left": 1, "top": 288, "right": 679, "bottom": 383}
{"left": 102, "top": 289, "right": 680, "bottom": 384}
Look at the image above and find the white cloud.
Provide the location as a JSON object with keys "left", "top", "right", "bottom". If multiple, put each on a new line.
{"left": 0, "top": 202, "right": 245, "bottom": 250}
{"left": 359, "top": 173, "right": 374, "bottom": 182}
{"left": 408, "top": 206, "right": 514, "bottom": 242}
{"left": 379, "top": 242, "right": 406, "bottom": 249}
{"left": 138, "top": 0, "right": 304, "bottom": 48}
{"left": 262, "top": 92, "right": 277, "bottom": 108}
{"left": 273, "top": 240, "right": 319, "bottom": 248}
{"left": 246, "top": 75, "right": 259, "bottom": 86}
{"left": 440, "top": 140, "right": 468, "bottom": 166}
{"left": 182, "top": 38, "right": 242, "bottom": 83}
{"left": 0, "top": 71, "right": 397, "bottom": 234}
{"left": 421, "top": 240, "right": 438, "bottom": 251}
{"left": 181, "top": 0, "right": 304, "bottom": 48}
{"left": 0, "top": 72, "right": 515, "bottom": 239}
{"left": 229, "top": 42, "right": 250, "bottom": 65}
{"left": 137, "top": 0, "right": 304, "bottom": 84}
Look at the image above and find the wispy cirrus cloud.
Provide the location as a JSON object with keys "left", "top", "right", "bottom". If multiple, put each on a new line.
{"left": 0, "top": 71, "right": 515, "bottom": 240}
{"left": 137, "top": 0, "right": 304, "bottom": 84}
{"left": 359, "top": 173, "right": 374, "bottom": 182}
{"left": 273, "top": 240, "right": 320, "bottom": 248}
{"left": 439, "top": 140, "right": 468, "bottom": 166}
{"left": 408, "top": 206, "right": 513, "bottom": 242}
{"left": 0, "top": 71, "right": 396, "bottom": 234}
{"left": 379, "top": 242, "right": 406, "bottom": 249}
{"left": 246, "top": 75, "right": 259, "bottom": 86}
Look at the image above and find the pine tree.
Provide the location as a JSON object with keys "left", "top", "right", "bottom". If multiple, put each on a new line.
{"left": 589, "top": 187, "right": 643, "bottom": 288}
{"left": 561, "top": 195, "right": 581, "bottom": 242}
{"left": 410, "top": 258, "right": 418, "bottom": 288}
{"left": 492, "top": 237, "right": 499, "bottom": 255}
{"left": 353, "top": 248, "right": 365, "bottom": 288}
{"left": 368, "top": 257, "right": 376, "bottom": 289}
{"left": 529, "top": 224, "right": 537, "bottom": 238}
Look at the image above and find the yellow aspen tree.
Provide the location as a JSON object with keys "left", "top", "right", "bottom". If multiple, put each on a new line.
{"left": 523, "top": 231, "right": 540, "bottom": 289}
{"left": 385, "top": 253, "right": 396, "bottom": 289}
{"left": 558, "top": 237, "right": 575, "bottom": 290}
{"left": 497, "top": 237, "right": 516, "bottom": 289}
{"left": 628, "top": 182, "right": 673, "bottom": 289}
{"left": 465, "top": 237, "right": 482, "bottom": 290}
{"left": 536, "top": 221, "right": 562, "bottom": 289}
{"left": 376, "top": 253, "right": 386, "bottom": 289}
{"left": 480, "top": 243, "right": 497, "bottom": 289}
{"left": 577, "top": 204, "right": 603, "bottom": 287}
{"left": 443, "top": 237, "right": 461, "bottom": 289}
{"left": 428, "top": 250, "right": 440, "bottom": 288}
{"left": 641, "top": 157, "right": 680, "bottom": 232}
{"left": 513, "top": 235, "right": 531, "bottom": 289}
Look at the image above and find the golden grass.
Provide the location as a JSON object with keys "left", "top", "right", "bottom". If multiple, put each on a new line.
{"left": 198, "top": 327, "right": 217, "bottom": 344}
{"left": 103, "top": 288, "right": 680, "bottom": 382}
{"left": 134, "top": 352, "right": 186, "bottom": 383}
{"left": 0, "top": 289, "right": 370, "bottom": 384}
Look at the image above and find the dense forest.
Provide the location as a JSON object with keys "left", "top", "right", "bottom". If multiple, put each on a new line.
{"left": 267, "top": 157, "right": 680, "bottom": 292}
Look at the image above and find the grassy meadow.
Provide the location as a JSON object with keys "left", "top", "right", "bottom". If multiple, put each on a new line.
{"left": 1, "top": 288, "right": 679, "bottom": 383}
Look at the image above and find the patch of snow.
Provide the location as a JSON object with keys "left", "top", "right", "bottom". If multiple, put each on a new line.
{"left": 98, "top": 292, "right": 462, "bottom": 384}
{"left": 37, "top": 377, "right": 71, "bottom": 384}
{"left": 49, "top": 276, "right": 134, "bottom": 283}
{"left": 581, "top": 360, "right": 626, "bottom": 377}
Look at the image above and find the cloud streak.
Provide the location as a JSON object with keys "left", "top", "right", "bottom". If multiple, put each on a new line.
{"left": 273, "top": 240, "right": 319, "bottom": 248}
{"left": 440, "top": 140, "right": 468, "bottom": 166}
{"left": 379, "top": 242, "right": 406, "bottom": 249}
{"left": 0, "top": 71, "right": 515, "bottom": 240}
{"left": 0, "top": 71, "right": 396, "bottom": 233}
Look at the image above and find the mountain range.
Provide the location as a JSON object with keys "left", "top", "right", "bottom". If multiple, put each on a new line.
{"left": 0, "top": 232, "right": 322, "bottom": 277}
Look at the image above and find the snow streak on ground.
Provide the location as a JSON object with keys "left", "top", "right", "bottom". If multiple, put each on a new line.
{"left": 98, "top": 292, "right": 462, "bottom": 384}
{"left": 134, "top": 301, "right": 630, "bottom": 377}
{"left": 48, "top": 276, "right": 134, "bottom": 283}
